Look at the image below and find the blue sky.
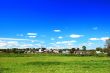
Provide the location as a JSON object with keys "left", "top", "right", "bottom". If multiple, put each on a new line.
{"left": 0, "top": 0, "right": 110, "bottom": 49}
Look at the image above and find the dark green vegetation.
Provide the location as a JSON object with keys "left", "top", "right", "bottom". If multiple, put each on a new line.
{"left": 0, "top": 54, "right": 110, "bottom": 73}
{"left": 0, "top": 45, "right": 110, "bottom": 56}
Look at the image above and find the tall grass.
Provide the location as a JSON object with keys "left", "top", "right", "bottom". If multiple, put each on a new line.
{"left": 0, "top": 53, "right": 110, "bottom": 73}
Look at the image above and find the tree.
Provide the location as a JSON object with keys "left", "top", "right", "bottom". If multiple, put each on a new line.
{"left": 82, "top": 46, "right": 87, "bottom": 55}
{"left": 96, "top": 47, "right": 103, "bottom": 52}
{"left": 70, "top": 48, "right": 76, "bottom": 53}
{"left": 82, "top": 46, "right": 86, "bottom": 51}
{"left": 12, "top": 48, "right": 18, "bottom": 53}
{"left": 107, "top": 48, "right": 110, "bottom": 56}
{"left": 42, "top": 47, "right": 46, "bottom": 51}
{"left": 76, "top": 48, "right": 80, "bottom": 51}
{"left": 89, "top": 50, "right": 96, "bottom": 56}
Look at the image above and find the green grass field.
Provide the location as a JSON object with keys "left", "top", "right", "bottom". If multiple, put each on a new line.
{"left": 0, "top": 54, "right": 110, "bottom": 73}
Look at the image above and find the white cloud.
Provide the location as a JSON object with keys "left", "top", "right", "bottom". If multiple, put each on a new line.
{"left": 20, "top": 44, "right": 34, "bottom": 48}
{"left": 0, "top": 42, "right": 7, "bottom": 47}
{"left": 70, "top": 34, "right": 83, "bottom": 38}
{"left": 50, "top": 43, "right": 55, "bottom": 45}
{"left": 93, "top": 27, "right": 98, "bottom": 30}
{"left": 27, "top": 33, "right": 37, "bottom": 36}
{"left": 7, "top": 41, "right": 18, "bottom": 44}
{"left": 49, "top": 40, "right": 76, "bottom": 49}
{"left": 56, "top": 40, "right": 76, "bottom": 44}
{"left": 53, "top": 29, "right": 61, "bottom": 32}
{"left": 89, "top": 37, "right": 109, "bottom": 41}
{"left": 7, "top": 41, "right": 19, "bottom": 47}
{"left": 89, "top": 38, "right": 99, "bottom": 41}
{"left": 27, "top": 33, "right": 37, "bottom": 38}
{"left": 100, "top": 37, "right": 109, "bottom": 41}
{"left": 58, "top": 36, "right": 63, "bottom": 39}
{"left": 0, "top": 41, "right": 19, "bottom": 48}
{"left": 0, "top": 38, "right": 28, "bottom": 41}
{"left": 51, "top": 38, "right": 55, "bottom": 41}
{"left": 0, "top": 40, "right": 44, "bottom": 48}
{"left": 0, "top": 37, "right": 44, "bottom": 48}
{"left": 28, "top": 36, "right": 36, "bottom": 38}
{"left": 31, "top": 40, "right": 35, "bottom": 43}
{"left": 88, "top": 42, "right": 93, "bottom": 45}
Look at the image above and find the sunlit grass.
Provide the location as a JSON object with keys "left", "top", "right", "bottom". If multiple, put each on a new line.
{"left": 0, "top": 54, "right": 110, "bottom": 73}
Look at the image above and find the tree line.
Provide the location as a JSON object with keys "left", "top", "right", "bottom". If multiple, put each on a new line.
{"left": 0, "top": 46, "right": 110, "bottom": 56}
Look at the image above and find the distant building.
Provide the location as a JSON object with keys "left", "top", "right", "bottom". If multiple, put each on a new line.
{"left": 96, "top": 51, "right": 101, "bottom": 54}
{"left": 62, "top": 49, "right": 70, "bottom": 54}
{"left": 53, "top": 49, "right": 59, "bottom": 53}
{"left": 0, "top": 51, "right": 3, "bottom": 53}
{"left": 39, "top": 49, "right": 43, "bottom": 53}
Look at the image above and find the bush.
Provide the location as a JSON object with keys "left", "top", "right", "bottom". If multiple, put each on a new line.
{"left": 107, "top": 51, "right": 110, "bottom": 56}
{"left": 96, "top": 53, "right": 107, "bottom": 57}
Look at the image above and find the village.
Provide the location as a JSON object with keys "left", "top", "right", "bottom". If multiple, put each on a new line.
{"left": 0, "top": 38, "right": 110, "bottom": 56}
{"left": 0, "top": 46, "right": 108, "bottom": 56}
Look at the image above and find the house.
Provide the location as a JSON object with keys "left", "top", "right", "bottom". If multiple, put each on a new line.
{"left": 96, "top": 51, "right": 102, "bottom": 54}
{"left": 74, "top": 50, "right": 83, "bottom": 54}
{"left": 62, "top": 49, "right": 70, "bottom": 54}
{"left": 74, "top": 50, "right": 91, "bottom": 55}
{"left": 39, "top": 49, "right": 43, "bottom": 53}
{"left": 53, "top": 49, "right": 59, "bottom": 53}
{"left": 0, "top": 51, "right": 3, "bottom": 53}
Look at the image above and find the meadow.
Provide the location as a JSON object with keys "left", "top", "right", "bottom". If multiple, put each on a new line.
{"left": 0, "top": 53, "right": 110, "bottom": 73}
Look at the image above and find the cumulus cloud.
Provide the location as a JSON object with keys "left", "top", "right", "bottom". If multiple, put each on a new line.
{"left": 28, "top": 36, "right": 36, "bottom": 38}
{"left": 20, "top": 44, "right": 34, "bottom": 48}
{"left": 0, "top": 37, "right": 42, "bottom": 43}
{"left": 58, "top": 36, "right": 63, "bottom": 39}
{"left": 88, "top": 42, "right": 93, "bottom": 46}
{"left": 89, "top": 38, "right": 99, "bottom": 41}
{"left": 89, "top": 37, "right": 109, "bottom": 41}
{"left": 49, "top": 40, "right": 76, "bottom": 49}
{"left": 53, "top": 29, "right": 61, "bottom": 32}
{"left": 0, "top": 37, "right": 44, "bottom": 48}
{"left": 56, "top": 40, "right": 76, "bottom": 44}
{"left": 70, "top": 34, "right": 83, "bottom": 38}
{"left": 0, "top": 42, "right": 7, "bottom": 47}
{"left": 0, "top": 41, "right": 19, "bottom": 48}
{"left": 27, "top": 33, "right": 37, "bottom": 38}
{"left": 27, "top": 33, "right": 37, "bottom": 36}
{"left": 51, "top": 38, "right": 55, "bottom": 41}
{"left": 0, "top": 40, "right": 44, "bottom": 48}
{"left": 100, "top": 37, "right": 109, "bottom": 41}
{"left": 0, "top": 38, "right": 28, "bottom": 41}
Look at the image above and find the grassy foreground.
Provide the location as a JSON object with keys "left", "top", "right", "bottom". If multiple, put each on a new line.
{"left": 0, "top": 54, "right": 110, "bottom": 73}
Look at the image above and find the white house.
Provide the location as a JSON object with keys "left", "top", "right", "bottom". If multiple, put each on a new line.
{"left": 62, "top": 50, "right": 70, "bottom": 54}
{"left": 39, "top": 49, "right": 43, "bottom": 53}
{"left": 96, "top": 51, "right": 101, "bottom": 54}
